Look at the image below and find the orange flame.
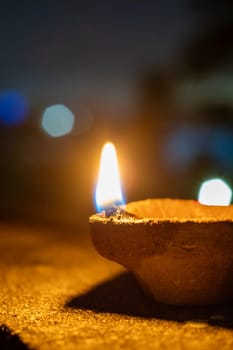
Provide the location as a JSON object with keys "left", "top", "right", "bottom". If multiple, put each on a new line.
{"left": 95, "top": 142, "right": 124, "bottom": 212}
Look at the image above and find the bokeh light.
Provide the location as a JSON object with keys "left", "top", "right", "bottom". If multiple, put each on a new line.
{"left": 198, "top": 178, "right": 232, "bottom": 206}
{"left": 0, "top": 90, "right": 29, "bottom": 126}
{"left": 163, "top": 126, "right": 233, "bottom": 173}
{"left": 42, "top": 104, "right": 75, "bottom": 137}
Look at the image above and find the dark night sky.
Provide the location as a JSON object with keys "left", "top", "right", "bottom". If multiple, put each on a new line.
{"left": 0, "top": 1, "right": 233, "bottom": 218}
{"left": 0, "top": 1, "right": 196, "bottom": 101}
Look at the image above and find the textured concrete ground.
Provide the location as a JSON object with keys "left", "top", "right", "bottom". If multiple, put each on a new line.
{"left": 0, "top": 223, "right": 233, "bottom": 350}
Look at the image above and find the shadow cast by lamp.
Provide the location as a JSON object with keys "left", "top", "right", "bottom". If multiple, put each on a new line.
{"left": 0, "top": 325, "right": 32, "bottom": 350}
{"left": 65, "top": 272, "right": 233, "bottom": 329}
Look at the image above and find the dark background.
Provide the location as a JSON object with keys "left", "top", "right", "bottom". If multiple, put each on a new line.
{"left": 0, "top": 0, "right": 233, "bottom": 228}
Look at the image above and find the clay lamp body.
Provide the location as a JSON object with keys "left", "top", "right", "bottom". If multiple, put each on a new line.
{"left": 90, "top": 143, "right": 233, "bottom": 306}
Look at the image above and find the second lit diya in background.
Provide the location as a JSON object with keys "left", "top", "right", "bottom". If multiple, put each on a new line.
{"left": 89, "top": 142, "right": 233, "bottom": 306}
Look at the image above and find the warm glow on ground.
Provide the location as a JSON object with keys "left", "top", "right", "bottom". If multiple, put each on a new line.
{"left": 95, "top": 142, "right": 124, "bottom": 212}
{"left": 198, "top": 178, "right": 232, "bottom": 206}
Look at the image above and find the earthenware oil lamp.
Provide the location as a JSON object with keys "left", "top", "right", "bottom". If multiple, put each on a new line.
{"left": 89, "top": 142, "right": 233, "bottom": 306}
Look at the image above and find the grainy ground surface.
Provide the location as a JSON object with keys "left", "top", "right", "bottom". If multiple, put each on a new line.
{"left": 0, "top": 223, "right": 233, "bottom": 350}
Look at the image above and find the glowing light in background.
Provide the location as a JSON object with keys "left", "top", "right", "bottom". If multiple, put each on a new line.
{"left": 198, "top": 178, "right": 232, "bottom": 206}
{"left": 42, "top": 104, "right": 75, "bottom": 137}
{"left": 0, "top": 90, "right": 29, "bottom": 126}
{"left": 95, "top": 142, "right": 125, "bottom": 212}
{"left": 163, "top": 126, "right": 233, "bottom": 173}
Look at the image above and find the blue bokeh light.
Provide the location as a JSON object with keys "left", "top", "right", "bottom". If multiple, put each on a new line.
{"left": 163, "top": 126, "right": 233, "bottom": 172}
{"left": 0, "top": 90, "right": 29, "bottom": 126}
{"left": 41, "top": 104, "right": 75, "bottom": 138}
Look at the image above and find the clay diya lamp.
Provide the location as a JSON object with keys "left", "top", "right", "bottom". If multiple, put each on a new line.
{"left": 90, "top": 199, "right": 233, "bottom": 306}
{"left": 89, "top": 143, "right": 233, "bottom": 306}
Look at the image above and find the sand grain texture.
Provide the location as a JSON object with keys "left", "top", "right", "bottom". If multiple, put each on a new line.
{"left": 0, "top": 223, "right": 233, "bottom": 349}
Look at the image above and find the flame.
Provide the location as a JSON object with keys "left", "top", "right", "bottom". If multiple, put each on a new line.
{"left": 95, "top": 142, "right": 125, "bottom": 212}
{"left": 198, "top": 178, "right": 232, "bottom": 206}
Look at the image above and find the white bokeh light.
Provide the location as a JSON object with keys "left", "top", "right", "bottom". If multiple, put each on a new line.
{"left": 42, "top": 104, "right": 75, "bottom": 137}
{"left": 198, "top": 178, "right": 232, "bottom": 206}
